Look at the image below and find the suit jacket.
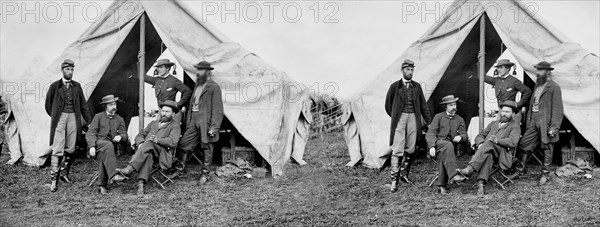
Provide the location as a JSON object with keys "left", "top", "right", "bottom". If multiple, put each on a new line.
{"left": 526, "top": 80, "right": 564, "bottom": 144}
{"left": 145, "top": 74, "right": 192, "bottom": 109}
{"left": 475, "top": 119, "right": 521, "bottom": 149}
{"left": 186, "top": 79, "right": 224, "bottom": 143}
{"left": 484, "top": 75, "right": 532, "bottom": 108}
{"left": 45, "top": 79, "right": 92, "bottom": 145}
{"left": 86, "top": 112, "right": 128, "bottom": 149}
{"left": 426, "top": 112, "right": 467, "bottom": 149}
{"left": 385, "top": 79, "right": 432, "bottom": 145}
{"left": 135, "top": 119, "right": 181, "bottom": 148}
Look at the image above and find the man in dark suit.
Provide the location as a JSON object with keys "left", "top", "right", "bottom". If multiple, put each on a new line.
{"left": 426, "top": 95, "right": 468, "bottom": 195}
{"left": 44, "top": 59, "right": 92, "bottom": 192}
{"left": 86, "top": 95, "right": 128, "bottom": 194}
{"left": 484, "top": 59, "right": 532, "bottom": 123}
{"left": 458, "top": 101, "right": 521, "bottom": 196}
{"left": 144, "top": 59, "right": 192, "bottom": 122}
{"left": 512, "top": 61, "right": 564, "bottom": 185}
{"left": 178, "top": 61, "right": 224, "bottom": 184}
{"left": 116, "top": 100, "right": 182, "bottom": 195}
{"left": 385, "top": 59, "right": 433, "bottom": 192}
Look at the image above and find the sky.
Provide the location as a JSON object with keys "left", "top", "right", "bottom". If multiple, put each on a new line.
{"left": 1, "top": 0, "right": 599, "bottom": 103}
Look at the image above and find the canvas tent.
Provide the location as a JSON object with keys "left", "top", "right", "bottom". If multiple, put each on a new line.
{"left": 343, "top": 0, "right": 599, "bottom": 168}
{"left": 4, "top": 0, "right": 311, "bottom": 176}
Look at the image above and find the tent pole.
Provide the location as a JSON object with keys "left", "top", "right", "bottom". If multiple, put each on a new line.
{"left": 138, "top": 14, "right": 146, "bottom": 133}
{"left": 478, "top": 15, "right": 486, "bottom": 132}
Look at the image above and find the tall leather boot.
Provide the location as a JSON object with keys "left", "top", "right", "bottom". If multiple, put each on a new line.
{"left": 399, "top": 154, "right": 413, "bottom": 184}
{"left": 390, "top": 156, "right": 401, "bottom": 193}
{"left": 59, "top": 153, "right": 73, "bottom": 183}
{"left": 50, "top": 156, "right": 62, "bottom": 192}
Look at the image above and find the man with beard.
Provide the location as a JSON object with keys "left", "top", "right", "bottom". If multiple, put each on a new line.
{"left": 457, "top": 101, "right": 521, "bottom": 196}
{"left": 44, "top": 59, "right": 92, "bottom": 192}
{"left": 385, "top": 59, "right": 433, "bottom": 192}
{"left": 144, "top": 59, "right": 192, "bottom": 122}
{"left": 484, "top": 59, "right": 532, "bottom": 122}
{"left": 86, "top": 95, "right": 128, "bottom": 194}
{"left": 177, "top": 61, "right": 224, "bottom": 184}
{"left": 116, "top": 100, "right": 181, "bottom": 195}
{"left": 425, "top": 95, "right": 468, "bottom": 195}
{"left": 510, "top": 61, "right": 564, "bottom": 185}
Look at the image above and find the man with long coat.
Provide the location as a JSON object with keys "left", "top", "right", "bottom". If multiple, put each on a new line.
{"left": 512, "top": 61, "right": 564, "bottom": 185}
{"left": 116, "top": 100, "right": 181, "bottom": 195}
{"left": 385, "top": 59, "right": 432, "bottom": 192}
{"left": 458, "top": 101, "right": 521, "bottom": 196}
{"left": 44, "top": 59, "right": 92, "bottom": 192}
{"left": 426, "top": 95, "right": 468, "bottom": 195}
{"left": 178, "top": 61, "right": 224, "bottom": 184}
{"left": 86, "top": 95, "right": 128, "bottom": 194}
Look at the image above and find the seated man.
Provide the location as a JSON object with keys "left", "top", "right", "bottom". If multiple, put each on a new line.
{"left": 457, "top": 101, "right": 521, "bottom": 196}
{"left": 86, "top": 95, "right": 128, "bottom": 194}
{"left": 426, "top": 95, "right": 468, "bottom": 195}
{"left": 116, "top": 100, "right": 181, "bottom": 195}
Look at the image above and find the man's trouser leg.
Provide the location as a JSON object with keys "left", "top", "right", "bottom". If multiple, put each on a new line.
{"left": 436, "top": 140, "right": 457, "bottom": 187}
{"left": 178, "top": 113, "right": 200, "bottom": 172}
{"left": 49, "top": 113, "right": 73, "bottom": 189}
{"left": 400, "top": 113, "right": 417, "bottom": 178}
{"left": 469, "top": 141, "right": 495, "bottom": 182}
{"left": 96, "top": 140, "right": 117, "bottom": 186}
{"left": 541, "top": 143, "right": 554, "bottom": 174}
{"left": 390, "top": 114, "right": 410, "bottom": 182}
{"left": 517, "top": 116, "right": 542, "bottom": 173}
{"left": 130, "top": 141, "right": 155, "bottom": 182}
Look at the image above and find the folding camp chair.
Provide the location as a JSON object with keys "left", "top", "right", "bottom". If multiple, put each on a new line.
{"left": 490, "top": 148, "right": 516, "bottom": 189}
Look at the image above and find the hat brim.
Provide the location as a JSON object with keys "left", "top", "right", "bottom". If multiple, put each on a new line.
{"left": 159, "top": 104, "right": 179, "bottom": 113}
{"left": 155, "top": 63, "right": 175, "bottom": 67}
{"left": 99, "top": 97, "right": 119, "bottom": 105}
{"left": 534, "top": 66, "right": 554, "bottom": 70}
{"left": 401, "top": 65, "right": 415, "bottom": 69}
{"left": 499, "top": 104, "right": 519, "bottom": 112}
{"left": 494, "top": 63, "right": 515, "bottom": 67}
{"left": 194, "top": 66, "right": 214, "bottom": 70}
{"left": 439, "top": 97, "right": 459, "bottom": 105}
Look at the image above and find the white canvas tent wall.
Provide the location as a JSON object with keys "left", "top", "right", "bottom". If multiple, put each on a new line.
{"left": 344, "top": 0, "right": 599, "bottom": 168}
{"left": 5, "top": 0, "right": 310, "bottom": 176}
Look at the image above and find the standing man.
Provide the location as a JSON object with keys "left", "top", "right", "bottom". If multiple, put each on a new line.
{"left": 511, "top": 61, "right": 564, "bottom": 185}
{"left": 178, "top": 61, "right": 224, "bottom": 184}
{"left": 86, "top": 95, "right": 128, "bottom": 194}
{"left": 44, "top": 59, "right": 92, "bottom": 192}
{"left": 457, "top": 101, "right": 521, "bottom": 196}
{"left": 145, "top": 59, "right": 192, "bottom": 122}
{"left": 385, "top": 59, "right": 433, "bottom": 192}
{"left": 426, "top": 95, "right": 468, "bottom": 195}
{"left": 484, "top": 59, "right": 532, "bottom": 122}
{"left": 116, "top": 100, "right": 181, "bottom": 195}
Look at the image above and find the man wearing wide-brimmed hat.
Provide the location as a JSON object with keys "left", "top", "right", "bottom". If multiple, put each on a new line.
{"left": 511, "top": 61, "right": 564, "bottom": 185}
{"left": 457, "top": 101, "right": 521, "bottom": 196}
{"left": 177, "top": 60, "right": 223, "bottom": 184}
{"left": 485, "top": 59, "right": 532, "bottom": 122}
{"left": 144, "top": 59, "right": 192, "bottom": 121}
{"left": 385, "top": 59, "right": 433, "bottom": 192}
{"left": 116, "top": 100, "right": 182, "bottom": 195}
{"left": 85, "top": 95, "right": 128, "bottom": 194}
{"left": 425, "top": 95, "right": 468, "bottom": 195}
{"left": 44, "top": 59, "right": 92, "bottom": 192}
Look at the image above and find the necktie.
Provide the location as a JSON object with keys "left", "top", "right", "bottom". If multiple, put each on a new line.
{"left": 405, "top": 82, "right": 411, "bottom": 88}
{"left": 65, "top": 81, "right": 71, "bottom": 88}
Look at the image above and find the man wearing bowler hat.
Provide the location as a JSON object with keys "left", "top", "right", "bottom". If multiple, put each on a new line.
{"left": 425, "top": 95, "right": 468, "bottom": 195}
{"left": 116, "top": 100, "right": 181, "bottom": 195}
{"left": 44, "top": 59, "right": 92, "bottom": 192}
{"left": 484, "top": 59, "right": 532, "bottom": 123}
{"left": 177, "top": 61, "right": 224, "bottom": 184}
{"left": 385, "top": 59, "right": 433, "bottom": 192}
{"left": 86, "top": 95, "right": 128, "bottom": 194}
{"left": 144, "top": 59, "right": 192, "bottom": 122}
{"left": 457, "top": 101, "right": 521, "bottom": 196}
{"left": 511, "top": 61, "right": 564, "bottom": 185}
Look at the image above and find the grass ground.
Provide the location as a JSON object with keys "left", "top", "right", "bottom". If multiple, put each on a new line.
{"left": 1, "top": 132, "right": 599, "bottom": 226}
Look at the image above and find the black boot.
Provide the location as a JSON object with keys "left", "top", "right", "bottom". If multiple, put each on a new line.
{"left": 137, "top": 179, "right": 145, "bottom": 196}
{"left": 399, "top": 154, "right": 413, "bottom": 184}
{"left": 59, "top": 153, "right": 73, "bottom": 183}
{"left": 50, "top": 156, "right": 62, "bottom": 192}
{"left": 390, "top": 156, "right": 401, "bottom": 193}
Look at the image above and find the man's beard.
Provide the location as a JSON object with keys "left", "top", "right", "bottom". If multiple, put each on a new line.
{"left": 63, "top": 73, "right": 73, "bottom": 80}
{"left": 536, "top": 74, "right": 548, "bottom": 84}
{"left": 403, "top": 73, "right": 413, "bottom": 81}
{"left": 500, "top": 115, "right": 512, "bottom": 123}
{"left": 160, "top": 115, "right": 172, "bottom": 122}
{"left": 107, "top": 108, "right": 117, "bottom": 114}
{"left": 448, "top": 108, "right": 457, "bottom": 115}
{"left": 197, "top": 74, "right": 208, "bottom": 84}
